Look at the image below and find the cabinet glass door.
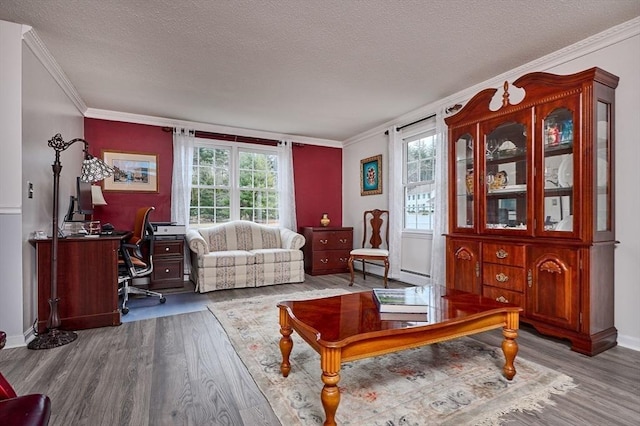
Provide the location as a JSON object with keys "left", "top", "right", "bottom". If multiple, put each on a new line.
{"left": 483, "top": 120, "right": 528, "bottom": 231}
{"left": 596, "top": 101, "right": 611, "bottom": 232}
{"left": 454, "top": 132, "right": 474, "bottom": 229}
{"left": 542, "top": 106, "right": 575, "bottom": 233}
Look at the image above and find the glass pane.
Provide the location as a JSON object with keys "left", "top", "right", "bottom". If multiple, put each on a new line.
{"left": 543, "top": 108, "right": 574, "bottom": 232}
{"left": 404, "top": 183, "right": 434, "bottom": 230}
{"left": 454, "top": 133, "right": 474, "bottom": 228}
{"left": 596, "top": 101, "right": 610, "bottom": 232}
{"left": 485, "top": 121, "right": 527, "bottom": 230}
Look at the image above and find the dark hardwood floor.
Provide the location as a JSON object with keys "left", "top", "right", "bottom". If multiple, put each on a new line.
{"left": 1, "top": 273, "right": 638, "bottom": 425}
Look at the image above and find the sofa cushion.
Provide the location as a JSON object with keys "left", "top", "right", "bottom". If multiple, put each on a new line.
{"left": 203, "top": 221, "right": 282, "bottom": 251}
{"left": 201, "top": 250, "right": 255, "bottom": 267}
{"left": 251, "top": 248, "right": 304, "bottom": 264}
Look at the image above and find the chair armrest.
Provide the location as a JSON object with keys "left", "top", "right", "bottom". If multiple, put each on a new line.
{"left": 280, "top": 228, "right": 305, "bottom": 250}
{"left": 186, "top": 229, "right": 209, "bottom": 256}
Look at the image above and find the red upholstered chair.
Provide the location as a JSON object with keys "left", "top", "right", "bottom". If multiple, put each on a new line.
{"left": 0, "top": 331, "right": 51, "bottom": 426}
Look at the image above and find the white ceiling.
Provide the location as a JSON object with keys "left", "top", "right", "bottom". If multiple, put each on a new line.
{"left": 1, "top": 1, "right": 639, "bottom": 142}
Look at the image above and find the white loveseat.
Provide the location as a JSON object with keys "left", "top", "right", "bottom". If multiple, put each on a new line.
{"left": 186, "top": 221, "right": 306, "bottom": 293}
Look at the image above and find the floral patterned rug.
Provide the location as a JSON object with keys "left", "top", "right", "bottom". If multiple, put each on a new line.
{"left": 208, "top": 288, "right": 576, "bottom": 425}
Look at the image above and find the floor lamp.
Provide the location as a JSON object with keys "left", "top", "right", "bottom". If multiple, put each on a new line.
{"left": 28, "top": 134, "right": 116, "bottom": 350}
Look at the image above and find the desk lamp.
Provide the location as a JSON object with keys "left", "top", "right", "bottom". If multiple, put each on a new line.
{"left": 28, "top": 134, "right": 116, "bottom": 350}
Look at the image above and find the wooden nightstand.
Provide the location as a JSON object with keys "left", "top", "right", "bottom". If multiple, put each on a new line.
{"left": 302, "top": 227, "right": 353, "bottom": 275}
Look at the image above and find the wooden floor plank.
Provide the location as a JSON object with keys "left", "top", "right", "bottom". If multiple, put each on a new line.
{"left": 0, "top": 272, "right": 638, "bottom": 425}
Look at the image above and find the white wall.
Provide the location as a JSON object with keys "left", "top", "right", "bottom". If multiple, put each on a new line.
{"left": 0, "top": 21, "right": 83, "bottom": 347}
{"left": 343, "top": 24, "right": 640, "bottom": 350}
{"left": 0, "top": 20, "right": 25, "bottom": 347}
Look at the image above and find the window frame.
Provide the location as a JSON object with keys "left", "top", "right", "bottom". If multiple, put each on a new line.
{"left": 190, "top": 138, "right": 281, "bottom": 227}
{"left": 402, "top": 128, "right": 437, "bottom": 233}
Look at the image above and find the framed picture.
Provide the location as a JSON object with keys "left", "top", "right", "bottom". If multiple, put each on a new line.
{"left": 360, "top": 154, "right": 382, "bottom": 196}
{"left": 102, "top": 150, "right": 158, "bottom": 192}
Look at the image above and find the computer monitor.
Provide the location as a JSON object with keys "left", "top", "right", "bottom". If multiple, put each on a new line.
{"left": 64, "top": 177, "right": 93, "bottom": 221}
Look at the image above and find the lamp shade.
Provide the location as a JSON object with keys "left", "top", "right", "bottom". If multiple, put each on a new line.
{"left": 81, "top": 155, "right": 116, "bottom": 183}
{"left": 91, "top": 185, "right": 108, "bottom": 206}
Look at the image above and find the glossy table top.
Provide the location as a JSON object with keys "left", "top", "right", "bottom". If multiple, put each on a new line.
{"left": 277, "top": 285, "right": 522, "bottom": 346}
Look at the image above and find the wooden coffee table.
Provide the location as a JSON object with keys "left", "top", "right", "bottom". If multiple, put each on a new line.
{"left": 277, "top": 285, "right": 522, "bottom": 426}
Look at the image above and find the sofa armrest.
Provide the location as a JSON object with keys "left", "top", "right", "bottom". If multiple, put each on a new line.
{"left": 280, "top": 228, "right": 305, "bottom": 250}
{"left": 186, "top": 229, "right": 209, "bottom": 256}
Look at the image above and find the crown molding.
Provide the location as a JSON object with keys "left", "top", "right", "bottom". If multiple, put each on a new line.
{"left": 22, "top": 28, "right": 87, "bottom": 114}
{"left": 344, "top": 17, "right": 640, "bottom": 147}
{"left": 84, "top": 108, "right": 343, "bottom": 148}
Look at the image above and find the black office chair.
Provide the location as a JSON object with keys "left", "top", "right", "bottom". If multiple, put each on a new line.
{"left": 118, "top": 206, "right": 166, "bottom": 314}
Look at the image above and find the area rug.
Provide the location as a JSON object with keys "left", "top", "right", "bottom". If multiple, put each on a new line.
{"left": 207, "top": 289, "right": 576, "bottom": 425}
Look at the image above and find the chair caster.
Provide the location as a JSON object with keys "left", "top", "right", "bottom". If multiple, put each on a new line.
{"left": 122, "top": 306, "right": 129, "bottom": 315}
{"left": 160, "top": 296, "right": 166, "bottom": 304}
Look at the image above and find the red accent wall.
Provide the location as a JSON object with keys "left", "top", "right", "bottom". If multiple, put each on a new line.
{"left": 85, "top": 119, "right": 173, "bottom": 230}
{"left": 84, "top": 119, "right": 343, "bottom": 231}
{"left": 293, "top": 144, "right": 343, "bottom": 229}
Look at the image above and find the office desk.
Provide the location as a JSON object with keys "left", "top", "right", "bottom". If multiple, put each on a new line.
{"left": 31, "top": 235, "right": 126, "bottom": 333}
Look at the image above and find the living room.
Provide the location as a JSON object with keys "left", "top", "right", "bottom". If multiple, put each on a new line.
{"left": 1, "top": 2, "right": 639, "bottom": 425}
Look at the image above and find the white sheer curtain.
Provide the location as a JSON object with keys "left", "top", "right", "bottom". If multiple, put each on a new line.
{"left": 429, "top": 110, "right": 449, "bottom": 284}
{"left": 171, "top": 128, "right": 195, "bottom": 226}
{"left": 278, "top": 140, "right": 297, "bottom": 231}
{"left": 387, "top": 126, "right": 403, "bottom": 280}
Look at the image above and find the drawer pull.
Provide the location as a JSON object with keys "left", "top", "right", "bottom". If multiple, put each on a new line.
{"left": 165, "top": 247, "right": 170, "bottom": 252}
{"left": 496, "top": 249, "right": 508, "bottom": 259}
{"left": 319, "top": 239, "right": 328, "bottom": 245}
{"left": 496, "top": 295, "right": 509, "bottom": 304}
{"left": 320, "top": 258, "right": 328, "bottom": 264}
{"left": 495, "top": 273, "right": 509, "bottom": 283}
{"left": 165, "top": 269, "right": 170, "bottom": 273}
{"left": 339, "top": 238, "right": 348, "bottom": 243}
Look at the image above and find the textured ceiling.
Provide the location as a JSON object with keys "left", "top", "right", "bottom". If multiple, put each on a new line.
{"left": 1, "top": 0, "right": 639, "bottom": 141}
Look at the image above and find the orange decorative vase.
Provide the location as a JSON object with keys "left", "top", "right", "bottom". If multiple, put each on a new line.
{"left": 320, "top": 213, "right": 330, "bottom": 227}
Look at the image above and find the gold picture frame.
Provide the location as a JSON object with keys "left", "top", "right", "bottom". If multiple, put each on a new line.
{"left": 360, "top": 154, "right": 382, "bottom": 196}
{"left": 102, "top": 150, "right": 158, "bottom": 192}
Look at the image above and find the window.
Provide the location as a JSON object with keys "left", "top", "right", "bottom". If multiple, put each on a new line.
{"left": 404, "top": 131, "right": 437, "bottom": 231}
{"left": 190, "top": 140, "right": 280, "bottom": 226}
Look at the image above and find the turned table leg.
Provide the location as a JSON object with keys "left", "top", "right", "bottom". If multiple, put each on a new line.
{"left": 502, "top": 311, "right": 519, "bottom": 380}
{"left": 279, "top": 308, "right": 293, "bottom": 377}
{"left": 320, "top": 347, "right": 342, "bottom": 426}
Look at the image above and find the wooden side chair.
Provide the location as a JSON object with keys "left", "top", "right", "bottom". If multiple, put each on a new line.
{"left": 348, "top": 209, "right": 390, "bottom": 288}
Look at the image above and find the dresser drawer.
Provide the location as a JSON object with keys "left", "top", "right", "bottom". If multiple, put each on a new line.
{"left": 482, "top": 243, "right": 525, "bottom": 266}
{"left": 482, "top": 285, "right": 523, "bottom": 307}
{"left": 310, "top": 231, "right": 353, "bottom": 251}
{"left": 482, "top": 263, "right": 525, "bottom": 292}
{"left": 310, "top": 250, "right": 351, "bottom": 271}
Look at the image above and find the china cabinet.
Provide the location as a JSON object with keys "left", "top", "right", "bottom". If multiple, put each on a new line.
{"left": 445, "top": 68, "right": 618, "bottom": 355}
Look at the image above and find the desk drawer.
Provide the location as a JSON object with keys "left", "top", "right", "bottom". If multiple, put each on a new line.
{"left": 154, "top": 240, "right": 184, "bottom": 257}
{"left": 152, "top": 258, "right": 183, "bottom": 283}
